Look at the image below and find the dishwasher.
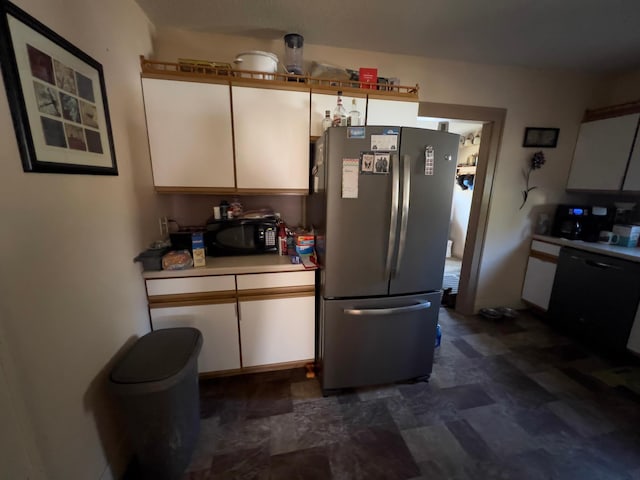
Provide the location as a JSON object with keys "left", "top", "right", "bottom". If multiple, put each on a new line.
{"left": 548, "top": 247, "right": 640, "bottom": 354}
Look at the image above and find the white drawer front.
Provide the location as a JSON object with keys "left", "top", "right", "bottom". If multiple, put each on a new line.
{"left": 236, "top": 271, "right": 315, "bottom": 290}
{"left": 531, "top": 240, "right": 561, "bottom": 258}
{"left": 146, "top": 275, "right": 235, "bottom": 296}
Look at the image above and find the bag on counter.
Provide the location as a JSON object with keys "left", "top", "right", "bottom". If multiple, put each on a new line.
{"left": 133, "top": 247, "right": 171, "bottom": 271}
{"left": 162, "top": 250, "right": 193, "bottom": 270}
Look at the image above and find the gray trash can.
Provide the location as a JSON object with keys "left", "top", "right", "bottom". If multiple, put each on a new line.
{"left": 110, "top": 327, "right": 203, "bottom": 480}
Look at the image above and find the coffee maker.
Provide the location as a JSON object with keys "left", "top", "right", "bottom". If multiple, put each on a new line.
{"left": 551, "top": 204, "right": 615, "bottom": 241}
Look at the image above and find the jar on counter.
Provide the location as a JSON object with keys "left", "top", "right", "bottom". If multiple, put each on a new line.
{"left": 229, "top": 197, "right": 243, "bottom": 218}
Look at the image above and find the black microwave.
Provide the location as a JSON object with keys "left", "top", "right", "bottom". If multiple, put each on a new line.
{"left": 204, "top": 218, "right": 278, "bottom": 255}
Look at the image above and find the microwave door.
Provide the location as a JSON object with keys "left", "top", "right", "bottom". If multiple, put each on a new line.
{"left": 206, "top": 220, "right": 277, "bottom": 255}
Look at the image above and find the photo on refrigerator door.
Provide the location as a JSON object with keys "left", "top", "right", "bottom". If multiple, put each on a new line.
{"left": 373, "top": 153, "right": 389, "bottom": 174}
{"left": 360, "top": 152, "right": 374, "bottom": 173}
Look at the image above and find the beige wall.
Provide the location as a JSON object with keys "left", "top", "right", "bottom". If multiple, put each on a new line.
{"left": 592, "top": 69, "right": 640, "bottom": 107}
{"left": 0, "top": 0, "right": 158, "bottom": 478}
{"left": 153, "top": 28, "right": 601, "bottom": 309}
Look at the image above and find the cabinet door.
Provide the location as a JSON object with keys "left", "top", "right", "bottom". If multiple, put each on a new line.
{"left": 232, "top": 86, "right": 310, "bottom": 190}
{"left": 521, "top": 256, "right": 557, "bottom": 311}
{"left": 238, "top": 294, "right": 315, "bottom": 367}
{"left": 310, "top": 92, "right": 366, "bottom": 136}
{"left": 366, "top": 98, "right": 418, "bottom": 127}
{"left": 142, "top": 78, "right": 235, "bottom": 188}
{"left": 623, "top": 130, "right": 640, "bottom": 191}
{"left": 567, "top": 113, "right": 640, "bottom": 191}
{"left": 150, "top": 301, "right": 240, "bottom": 373}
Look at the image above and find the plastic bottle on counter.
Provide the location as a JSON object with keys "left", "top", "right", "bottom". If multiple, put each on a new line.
{"left": 277, "top": 220, "right": 288, "bottom": 255}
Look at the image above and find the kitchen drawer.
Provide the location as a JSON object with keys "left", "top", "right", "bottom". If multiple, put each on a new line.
{"left": 531, "top": 240, "right": 561, "bottom": 258}
{"left": 236, "top": 271, "right": 315, "bottom": 290}
{"left": 146, "top": 275, "right": 236, "bottom": 296}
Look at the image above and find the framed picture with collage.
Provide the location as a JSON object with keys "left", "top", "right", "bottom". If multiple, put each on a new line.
{"left": 0, "top": 0, "right": 117, "bottom": 174}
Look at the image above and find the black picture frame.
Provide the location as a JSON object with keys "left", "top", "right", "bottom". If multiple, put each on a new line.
{"left": 522, "top": 127, "right": 559, "bottom": 148}
{"left": 0, "top": 0, "right": 117, "bottom": 174}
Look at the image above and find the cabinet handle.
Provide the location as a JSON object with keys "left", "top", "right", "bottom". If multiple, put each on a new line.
{"left": 584, "top": 259, "right": 618, "bottom": 270}
{"left": 344, "top": 300, "right": 431, "bottom": 316}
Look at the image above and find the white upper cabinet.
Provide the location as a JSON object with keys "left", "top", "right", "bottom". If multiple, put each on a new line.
{"left": 623, "top": 131, "right": 640, "bottom": 191}
{"left": 366, "top": 98, "right": 418, "bottom": 127}
{"left": 567, "top": 113, "right": 640, "bottom": 191}
{"left": 142, "top": 78, "right": 235, "bottom": 189}
{"left": 232, "top": 86, "right": 310, "bottom": 191}
{"left": 310, "top": 92, "right": 366, "bottom": 136}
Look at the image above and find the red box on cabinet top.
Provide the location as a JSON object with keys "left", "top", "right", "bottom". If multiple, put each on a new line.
{"left": 359, "top": 68, "right": 378, "bottom": 89}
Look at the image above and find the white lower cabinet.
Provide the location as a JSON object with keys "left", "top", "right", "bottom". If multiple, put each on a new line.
{"left": 150, "top": 301, "right": 241, "bottom": 373}
{"left": 521, "top": 256, "right": 557, "bottom": 311}
{"left": 521, "top": 240, "right": 561, "bottom": 311}
{"left": 239, "top": 294, "right": 315, "bottom": 367}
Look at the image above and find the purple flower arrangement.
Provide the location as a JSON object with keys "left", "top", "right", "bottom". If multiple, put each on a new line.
{"left": 520, "top": 151, "right": 546, "bottom": 210}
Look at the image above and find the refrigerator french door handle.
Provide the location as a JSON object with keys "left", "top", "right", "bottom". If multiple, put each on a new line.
{"left": 344, "top": 300, "right": 432, "bottom": 316}
{"left": 385, "top": 154, "right": 400, "bottom": 278}
{"left": 394, "top": 154, "right": 411, "bottom": 275}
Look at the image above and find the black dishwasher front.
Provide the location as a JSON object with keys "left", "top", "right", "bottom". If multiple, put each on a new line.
{"left": 548, "top": 247, "right": 640, "bottom": 354}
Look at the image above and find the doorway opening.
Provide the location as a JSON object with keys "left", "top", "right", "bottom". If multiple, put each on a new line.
{"left": 417, "top": 117, "right": 484, "bottom": 303}
{"left": 418, "top": 103, "right": 506, "bottom": 315}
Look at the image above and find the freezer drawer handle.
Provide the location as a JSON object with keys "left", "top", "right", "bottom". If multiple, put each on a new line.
{"left": 385, "top": 154, "right": 400, "bottom": 278}
{"left": 395, "top": 154, "right": 411, "bottom": 275}
{"left": 344, "top": 300, "right": 431, "bottom": 316}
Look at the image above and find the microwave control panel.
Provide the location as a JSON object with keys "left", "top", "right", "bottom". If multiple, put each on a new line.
{"left": 263, "top": 227, "right": 276, "bottom": 247}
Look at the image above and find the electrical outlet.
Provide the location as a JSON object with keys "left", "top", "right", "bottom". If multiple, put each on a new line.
{"left": 159, "top": 216, "right": 168, "bottom": 236}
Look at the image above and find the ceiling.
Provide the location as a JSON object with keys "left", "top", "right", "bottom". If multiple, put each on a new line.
{"left": 134, "top": 0, "right": 640, "bottom": 73}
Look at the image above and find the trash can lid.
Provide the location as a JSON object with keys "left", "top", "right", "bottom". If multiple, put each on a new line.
{"left": 110, "top": 328, "right": 202, "bottom": 385}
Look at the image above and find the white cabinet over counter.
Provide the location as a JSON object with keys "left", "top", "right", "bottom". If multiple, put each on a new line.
{"left": 566, "top": 102, "right": 640, "bottom": 193}
{"left": 232, "top": 86, "right": 310, "bottom": 192}
{"left": 142, "top": 78, "right": 235, "bottom": 190}
{"left": 310, "top": 91, "right": 367, "bottom": 137}
{"left": 139, "top": 57, "right": 420, "bottom": 195}
{"left": 365, "top": 96, "right": 419, "bottom": 127}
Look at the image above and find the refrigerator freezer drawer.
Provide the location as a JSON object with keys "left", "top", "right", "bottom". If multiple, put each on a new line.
{"left": 319, "top": 292, "right": 440, "bottom": 391}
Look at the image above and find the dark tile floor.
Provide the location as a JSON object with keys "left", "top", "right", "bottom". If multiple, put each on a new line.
{"left": 183, "top": 308, "right": 640, "bottom": 480}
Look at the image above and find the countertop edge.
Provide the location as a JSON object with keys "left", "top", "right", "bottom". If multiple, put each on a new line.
{"left": 533, "top": 235, "right": 640, "bottom": 262}
{"left": 141, "top": 255, "right": 314, "bottom": 279}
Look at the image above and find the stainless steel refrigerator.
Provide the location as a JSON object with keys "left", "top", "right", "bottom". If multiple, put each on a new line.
{"left": 308, "top": 126, "right": 459, "bottom": 392}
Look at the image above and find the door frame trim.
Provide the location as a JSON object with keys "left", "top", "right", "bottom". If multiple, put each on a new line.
{"left": 418, "top": 102, "right": 506, "bottom": 314}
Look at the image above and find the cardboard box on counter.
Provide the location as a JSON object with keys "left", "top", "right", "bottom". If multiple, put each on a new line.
{"left": 613, "top": 224, "right": 640, "bottom": 248}
{"left": 192, "top": 232, "right": 206, "bottom": 267}
{"left": 295, "top": 235, "right": 315, "bottom": 246}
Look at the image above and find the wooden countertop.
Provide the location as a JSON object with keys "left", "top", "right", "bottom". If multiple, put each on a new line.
{"left": 142, "top": 254, "right": 313, "bottom": 279}
{"left": 533, "top": 234, "right": 640, "bottom": 263}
